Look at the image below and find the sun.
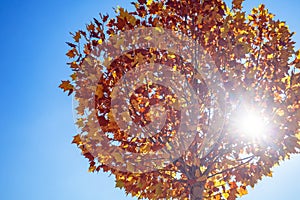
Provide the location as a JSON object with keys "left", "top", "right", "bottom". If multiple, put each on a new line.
{"left": 239, "top": 111, "right": 266, "bottom": 138}
{"left": 232, "top": 105, "right": 269, "bottom": 140}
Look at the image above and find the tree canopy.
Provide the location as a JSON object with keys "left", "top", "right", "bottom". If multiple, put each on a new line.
{"left": 60, "top": 0, "right": 300, "bottom": 199}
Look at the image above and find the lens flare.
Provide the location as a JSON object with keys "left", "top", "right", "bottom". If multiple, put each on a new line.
{"left": 232, "top": 105, "right": 269, "bottom": 140}
{"left": 239, "top": 111, "right": 266, "bottom": 138}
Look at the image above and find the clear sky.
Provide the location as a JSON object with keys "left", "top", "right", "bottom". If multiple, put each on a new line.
{"left": 0, "top": 0, "right": 299, "bottom": 199}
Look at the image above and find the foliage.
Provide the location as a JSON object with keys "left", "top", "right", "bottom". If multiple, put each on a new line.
{"left": 60, "top": 0, "right": 300, "bottom": 199}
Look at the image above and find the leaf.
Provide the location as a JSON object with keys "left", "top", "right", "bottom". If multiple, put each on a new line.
{"left": 222, "top": 192, "right": 229, "bottom": 199}
{"left": 155, "top": 26, "right": 163, "bottom": 33}
{"left": 94, "top": 17, "right": 102, "bottom": 27}
{"left": 116, "top": 180, "right": 125, "bottom": 188}
{"left": 112, "top": 152, "right": 123, "bottom": 163}
{"left": 87, "top": 23, "right": 95, "bottom": 31}
{"left": 102, "top": 14, "right": 109, "bottom": 22}
{"left": 112, "top": 71, "right": 117, "bottom": 79}
{"left": 127, "top": 162, "right": 134, "bottom": 172}
{"left": 266, "top": 172, "right": 273, "bottom": 177}
{"left": 215, "top": 194, "right": 221, "bottom": 200}
{"left": 73, "top": 31, "right": 81, "bottom": 42}
{"left": 276, "top": 108, "right": 285, "bottom": 117}
{"left": 88, "top": 165, "right": 96, "bottom": 172}
{"left": 66, "top": 49, "right": 76, "bottom": 58}
{"left": 146, "top": 0, "right": 153, "bottom": 6}
{"left": 237, "top": 186, "right": 248, "bottom": 196}
{"left": 138, "top": 0, "right": 146, "bottom": 4}
{"left": 70, "top": 61, "right": 79, "bottom": 69}
{"left": 232, "top": 0, "right": 243, "bottom": 9}
{"left": 72, "top": 134, "right": 82, "bottom": 145}
{"left": 248, "top": 15, "right": 254, "bottom": 21}
{"left": 59, "top": 80, "right": 74, "bottom": 95}
{"left": 165, "top": 142, "right": 172, "bottom": 150}
{"left": 229, "top": 182, "right": 238, "bottom": 189}
{"left": 66, "top": 42, "right": 76, "bottom": 48}
{"left": 296, "top": 50, "right": 300, "bottom": 60}
{"left": 95, "top": 84, "right": 104, "bottom": 98}
{"left": 76, "top": 118, "right": 84, "bottom": 127}
{"left": 167, "top": 54, "right": 176, "bottom": 59}
{"left": 155, "top": 182, "right": 162, "bottom": 196}
{"left": 70, "top": 73, "right": 77, "bottom": 81}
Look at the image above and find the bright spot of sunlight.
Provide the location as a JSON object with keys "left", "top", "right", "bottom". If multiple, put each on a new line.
{"left": 233, "top": 106, "right": 269, "bottom": 140}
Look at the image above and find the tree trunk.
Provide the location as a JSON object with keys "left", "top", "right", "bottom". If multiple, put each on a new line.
{"left": 190, "top": 181, "right": 205, "bottom": 200}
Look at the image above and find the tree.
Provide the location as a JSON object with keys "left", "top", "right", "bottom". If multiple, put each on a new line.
{"left": 60, "top": 0, "right": 300, "bottom": 199}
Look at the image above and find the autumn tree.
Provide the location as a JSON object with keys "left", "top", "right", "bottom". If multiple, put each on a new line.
{"left": 60, "top": 0, "right": 300, "bottom": 199}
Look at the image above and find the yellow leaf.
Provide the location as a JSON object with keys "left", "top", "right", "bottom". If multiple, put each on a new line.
{"left": 146, "top": 0, "right": 153, "bottom": 6}
{"left": 267, "top": 172, "right": 273, "bottom": 177}
{"left": 173, "top": 65, "right": 177, "bottom": 71}
{"left": 88, "top": 165, "right": 96, "bottom": 172}
{"left": 155, "top": 26, "right": 163, "bottom": 33}
{"left": 103, "top": 57, "right": 112, "bottom": 67}
{"left": 279, "top": 22, "right": 285, "bottom": 28}
{"left": 237, "top": 186, "right": 248, "bottom": 196}
{"left": 127, "top": 162, "right": 134, "bottom": 172}
{"left": 144, "top": 36, "right": 152, "bottom": 41}
{"left": 155, "top": 183, "right": 162, "bottom": 196}
{"left": 168, "top": 54, "right": 176, "bottom": 59}
{"left": 121, "top": 111, "right": 131, "bottom": 122}
{"left": 112, "top": 152, "right": 123, "bottom": 162}
{"left": 296, "top": 50, "right": 300, "bottom": 60}
{"left": 276, "top": 108, "right": 285, "bottom": 117}
{"left": 76, "top": 118, "right": 84, "bottom": 127}
{"left": 222, "top": 192, "right": 229, "bottom": 199}
{"left": 200, "top": 165, "right": 207, "bottom": 173}
{"left": 134, "top": 53, "right": 145, "bottom": 65}
{"left": 281, "top": 76, "right": 290, "bottom": 84}
{"left": 248, "top": 15, "right": 254, "bottom": 21}
{"left": 166, "top": 142, "right": 172, "bottom": 150}
{"left": 296, "top": 132, "right": 300, "bottom": 140}
{"left": 215, "top": 180, "right": 226, "bottom": 187}
{"left": 116, "top": 180, "right": 125, "bottom": 188}
{"left": 112, "top": 71, "right": 117, "bottom": 79}
{"left": 95, "top": 84, "right": 104, "bottom": 98}
{"left": 127, "top": 175, "right": 134, "bottom": 182}
{"left": 141, "top": 143, "right": 151, "bottom": 152}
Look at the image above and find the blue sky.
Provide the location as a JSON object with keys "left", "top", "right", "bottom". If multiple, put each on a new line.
{"left": 0, "top": 0, "right": 299, "bottom": 199}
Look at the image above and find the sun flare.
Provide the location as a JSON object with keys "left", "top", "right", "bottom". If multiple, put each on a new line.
{"left": 233, "top": 106, "right": 269, "bottom": 140}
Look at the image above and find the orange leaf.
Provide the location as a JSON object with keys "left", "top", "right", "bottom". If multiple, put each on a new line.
{"left": 59, "top": 80, "right": 74, "bottom": 95}
{"left": 66, "top": 49, "right": 76, "bottom": 58}
{"left": 73, "top": 31, "right": 81, "bottom": 42}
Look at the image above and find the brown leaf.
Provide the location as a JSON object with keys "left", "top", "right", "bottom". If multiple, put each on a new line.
{"left": 59, "top": 80, "right": 74, "bottom": 95}
{"left": 73, "top": 31, "right": 81, "bottom": 42}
